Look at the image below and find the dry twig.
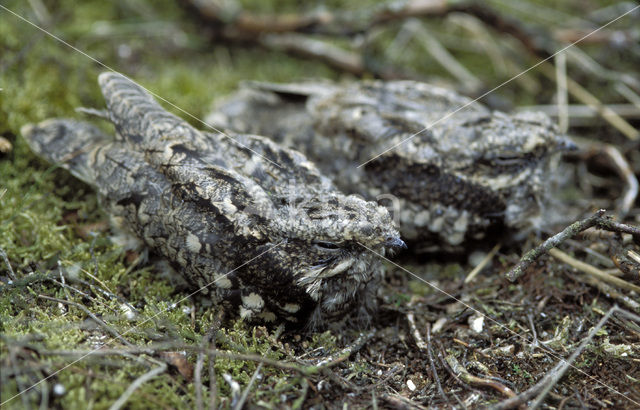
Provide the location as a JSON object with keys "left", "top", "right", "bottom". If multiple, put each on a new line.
{"left": 233, "top": 363, "right": 263, "bottom": 410}
{"left": 0, "top": 246, "right": 17, "bottom": 281}
{"left": 465, "top": 243, "right": 501, "bottom": 283}
{"left": 108, "top": 359, "right": 167, "bottom": 410}
{"left": 507, "top": 210, "right": 640, "bottom": 281}
{"left": 313, "top": 330, "right": 375, "bottom": 368}
{"left": 445, "top": 354, "right": 517, "bottom": 399}
{"left": 506, "top": 209, "right": 606, "bottom": 281}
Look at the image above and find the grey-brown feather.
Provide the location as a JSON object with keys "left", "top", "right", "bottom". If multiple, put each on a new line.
{"left": 22, "top": 72, "right": 402, "bottom": 330}
{"left": 208, "top": 80, "right": 573, "bottom": 251}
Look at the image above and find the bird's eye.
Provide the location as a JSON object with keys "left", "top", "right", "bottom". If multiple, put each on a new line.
{"left": 494, "top": 155, "right": 522, "bottom": 166}
{"left": 313, "top": 241, "right": 340, "bottom": 251}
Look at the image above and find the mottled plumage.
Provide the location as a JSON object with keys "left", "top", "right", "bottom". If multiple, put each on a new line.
{"left": 21, "top": 72, "right": 403, "bottom": 329}
{"left": 208, "top": 81, "right": 573, "bottom": 251}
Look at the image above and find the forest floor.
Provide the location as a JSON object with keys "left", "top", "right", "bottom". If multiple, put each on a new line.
{"left": 1, "top": 0, "right": 639, "bottom": 408}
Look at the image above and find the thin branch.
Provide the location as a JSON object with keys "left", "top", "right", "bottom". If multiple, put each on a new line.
{"left": 507, "top": 209, "right": 640, "bottom": 281}
{"left": 426, "top": 323, "right": 449, "bottom": 407}
{"left": 233, "top": 363, "right": 263, "bottom": 410}
{"left": 506, "top": 209, "right": 606, "bottom": 281}
{"left": 0, "top": 246, "right": 17, "bottom": 281}
{"left": 108, "top": 361, "right": 167, "bottom": 410}
{"left": 312, "top": 330, "right": 375, "bottom": 368}
{"left": 445, "top": 354, "right": 517, "bottom": 398}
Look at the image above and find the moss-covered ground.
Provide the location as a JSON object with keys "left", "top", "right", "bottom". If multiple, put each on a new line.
{"left": 1, "top": 0, "right": 638, "bottom": 408}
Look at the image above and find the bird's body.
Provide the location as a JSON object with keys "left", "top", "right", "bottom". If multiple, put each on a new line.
{"left": 209, "top": 80, "right": 573, "bottom": 251}
{"left": 22, "top": 72, "right": 402, "bottom": 329}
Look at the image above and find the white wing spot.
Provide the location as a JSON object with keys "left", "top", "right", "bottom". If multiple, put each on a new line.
{"left": 215, "top": 276, "right": 232, "bottom": 289}
{"left": 242, "top": 292, "right": 265, "bottom": 309}
{"left": 186, "top": 233, "right": 202, "bottom": 253}
{"left": 282, "top": 303, "right": 300, "bottom": 313}
{"left": 239, "top": 306, "right": 253, "bottom": 319}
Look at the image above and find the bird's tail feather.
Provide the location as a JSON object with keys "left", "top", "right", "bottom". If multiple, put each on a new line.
{"left": 21, "top": 119, "right": 111, "bottom": 185}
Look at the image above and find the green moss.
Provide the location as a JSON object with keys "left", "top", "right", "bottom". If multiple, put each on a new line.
{"left": 0, "top": 0, "right": 330, "bottom": 407}
{"left": 2, "top": 0, "right": 633, "bottom": 407}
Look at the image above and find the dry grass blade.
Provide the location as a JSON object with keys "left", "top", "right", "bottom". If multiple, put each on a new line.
{"left": 539, "top": 61, "right": 639, "bottom": 140}
{"left": 600, "top": 144, "right": 639, "bottom": 217}
{"left": 549, "top": 248, "right": 640, "bottom": 294}
{"left": 555, "top": 52, "right": 569, "bottom": 133}
{"left": 516, "top": 104, "right": 640, "bottom": 124}
{"left": 465, "top": 243, "right": 501, "bottom": 283}
{"left": 402, "top": 19, "right": 483, "bottom": 92}
{"left": 578, "top": 274, "right": 640, "bottom": 313}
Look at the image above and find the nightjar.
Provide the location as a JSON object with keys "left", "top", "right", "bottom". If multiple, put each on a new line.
{"left": 21, "top": 72, "right": 404, "bottom": 330}
{"left": 208, "top": 81, "right": 574, "bottom": 251}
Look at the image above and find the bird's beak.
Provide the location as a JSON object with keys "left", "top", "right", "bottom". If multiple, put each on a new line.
{"left": 556, "top": 136, "right": 578, "bottom": 152}
{"left": 384, "top": 236, "right": 407, "bottom": 250}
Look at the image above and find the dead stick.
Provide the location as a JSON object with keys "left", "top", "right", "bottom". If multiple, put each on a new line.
{"left": 426, "top": 323, "right": 450, "bottom": 407}
{"left": 313, "top": 330, "right": 375, "bottom": 368}
{"left": 506, "top": 209, "right": 606, "bottom": 281}
{"left": 445, "top": 354, "right": 516, "bottom": 398}
{"left": 233, "top": 363, "right": 263, "bottom": 410}
{"left": 195, "top": 329, "right": 214, "bottom": 410}
{"left": 109, "top": 360, "right": 167, "bottom": 410}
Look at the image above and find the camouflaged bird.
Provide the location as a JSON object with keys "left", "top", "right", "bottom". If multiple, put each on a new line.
{"left": 208, "top": 81, "right": 574, "bottom": 251}
{"left": 21, "top": 72, "right": 404, "bottom": 330}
